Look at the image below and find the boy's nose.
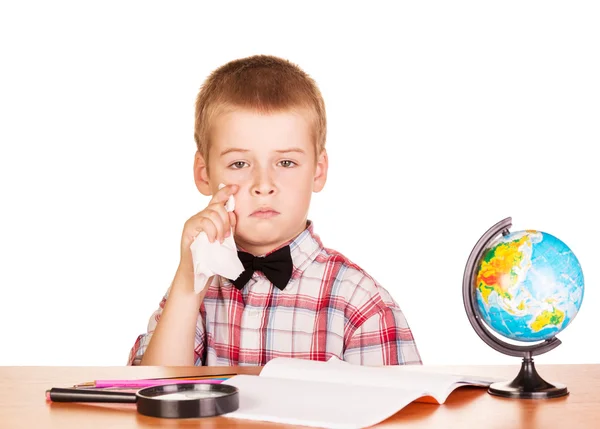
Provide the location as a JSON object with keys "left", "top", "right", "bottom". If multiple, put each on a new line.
{"left": 251, "top": 171, "right": 276, "bottom": 196}
{"left": 252, "top": 184, "right": 276, "bottom": 195}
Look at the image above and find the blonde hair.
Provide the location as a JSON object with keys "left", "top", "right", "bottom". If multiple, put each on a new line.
{"left": 194, "top": 55, "right": 326, "bottom": 165}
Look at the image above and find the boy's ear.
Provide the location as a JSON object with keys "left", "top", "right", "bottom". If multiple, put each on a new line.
{"left": 194, "top": 151, "right": 212, "bottom": 196}
{"left": 313, "top": 149, "right": 328, "bottom": 193}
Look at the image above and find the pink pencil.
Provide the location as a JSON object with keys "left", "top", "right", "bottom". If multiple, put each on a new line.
{"left": 86, "top": 378, "right": 225, "bottom": 389}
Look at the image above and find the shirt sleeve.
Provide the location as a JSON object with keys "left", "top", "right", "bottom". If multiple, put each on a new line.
{"left": 127, "top": 288, "right": 207, "bottom": 366}
{"left": 343, "top": 305, "right": 422, "bottom": 366}
{"left": 342, "top": 276, "right": 422, "bottom": 366}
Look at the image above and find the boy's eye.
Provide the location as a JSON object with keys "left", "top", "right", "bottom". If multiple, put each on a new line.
{"left": 279, "top": 160, "right": 297, "bottom": 168}
{"left": 229, "top": 161, "right": 248, "bottom": 169}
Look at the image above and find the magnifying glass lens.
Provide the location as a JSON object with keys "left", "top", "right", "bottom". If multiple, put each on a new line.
{"left": 156, "top": 391, "right": 229, "bottom": 400}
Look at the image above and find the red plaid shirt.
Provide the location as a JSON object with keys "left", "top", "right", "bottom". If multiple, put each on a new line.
{"left": 128, "top": 221, "right": 421, "bottom": 366}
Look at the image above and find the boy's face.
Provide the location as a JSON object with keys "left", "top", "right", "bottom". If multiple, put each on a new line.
{"left": 195, "top": 108, "right": 328, "bottom": 255}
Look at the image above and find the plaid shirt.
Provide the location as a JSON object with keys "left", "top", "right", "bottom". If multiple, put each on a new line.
{"left": 128, "top": 221, "right": 421, "bottom": 366}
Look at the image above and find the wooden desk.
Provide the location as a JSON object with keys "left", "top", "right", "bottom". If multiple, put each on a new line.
{"left": 1, "top": 364, "right": 598, "bottom": 428}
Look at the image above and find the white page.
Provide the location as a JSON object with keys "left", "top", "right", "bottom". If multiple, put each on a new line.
{"left": 259, "top": 357, "right": 496, "bottom": 403}
{"left": 223, "top": 374, "right": 424, "bottom": 429}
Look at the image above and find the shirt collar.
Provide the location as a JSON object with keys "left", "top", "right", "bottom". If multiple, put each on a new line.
{"left": 286, "top": 220, "right": 323, "bottom": 277}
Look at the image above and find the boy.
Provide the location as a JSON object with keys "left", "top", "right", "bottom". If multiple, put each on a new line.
{"left": 128, "top": 55, "right": 421, "bottom": 367}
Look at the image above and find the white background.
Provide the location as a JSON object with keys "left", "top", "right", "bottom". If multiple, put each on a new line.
{"left": 1, "top": 1, "right": 598, "bottom": 366}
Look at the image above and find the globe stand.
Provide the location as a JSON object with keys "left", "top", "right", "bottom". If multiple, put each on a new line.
{"left": 463, "top": 217, "right": 569, "bottom": 400}
{"left": 488, "top": 352, "right": 568, "bottom": 399}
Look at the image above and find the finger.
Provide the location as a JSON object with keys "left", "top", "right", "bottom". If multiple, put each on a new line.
{"left": 228, "top": 211, "right": 237, "bottom": 236}
{"left": 208, "top": 184, "right": 239, "bottom": 206}
{"left": 201, "top": 209, "right": 225, "bottom": 243}
{"left": 194, "top": 217, "right": 218, "bottom": 243}
{"left": 207, "top": 203, "right": 230, "bottom": 233}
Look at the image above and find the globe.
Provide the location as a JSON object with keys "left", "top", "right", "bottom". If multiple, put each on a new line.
{"left": 475, "top": 230, "right": 584, "bottom": 342}
{"left": 462, "top": 217, "right": 585, "bottom": 399}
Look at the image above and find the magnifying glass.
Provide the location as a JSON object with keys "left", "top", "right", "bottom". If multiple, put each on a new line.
{"left": 46, "top": 382, "right": 239, "bottom": 418}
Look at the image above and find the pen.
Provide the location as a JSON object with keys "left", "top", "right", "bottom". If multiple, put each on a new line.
{"left": 74, "top": 378, "right": 227, "bottom": 389}
{"left": 73, "top": 373, "right": 235, "bottom": 388}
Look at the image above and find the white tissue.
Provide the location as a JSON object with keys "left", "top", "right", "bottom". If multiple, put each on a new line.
{"left": 190, "top": 184, "right": 244, "bottom": 293}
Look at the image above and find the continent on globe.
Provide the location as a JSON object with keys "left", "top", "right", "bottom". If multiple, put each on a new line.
{"left": 531, "top": 308, "right": 565, "bottom": 332}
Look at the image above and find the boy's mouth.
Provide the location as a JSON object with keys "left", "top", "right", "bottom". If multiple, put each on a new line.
{"left": 250, "top": 207, "right": 280, "bottom": 219}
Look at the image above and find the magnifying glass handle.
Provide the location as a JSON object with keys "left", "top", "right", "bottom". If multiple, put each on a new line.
{"left": 47, "top": 388, "right": 137, "bottom": 403}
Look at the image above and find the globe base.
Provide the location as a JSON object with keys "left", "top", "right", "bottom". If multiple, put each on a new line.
{"left": 488, "top": 357, "right": 568, "bottom": 399}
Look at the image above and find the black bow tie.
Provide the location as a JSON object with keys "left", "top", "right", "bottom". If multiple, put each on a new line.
{"left": 231, "top": 246, "right": 293, "bottom": 290}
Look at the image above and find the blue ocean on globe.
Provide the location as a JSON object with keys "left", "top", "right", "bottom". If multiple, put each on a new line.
{"left": 474, "top": 230, "right": 584, "bottom": 342}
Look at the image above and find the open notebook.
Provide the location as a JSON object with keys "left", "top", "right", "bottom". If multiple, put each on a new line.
{"left": 223, "top": 357, "right": 500, "bottom": 429}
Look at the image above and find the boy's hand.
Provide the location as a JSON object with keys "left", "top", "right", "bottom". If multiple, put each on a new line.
{"left": 180, "top": 184, "right": 239, "bottom": 263}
